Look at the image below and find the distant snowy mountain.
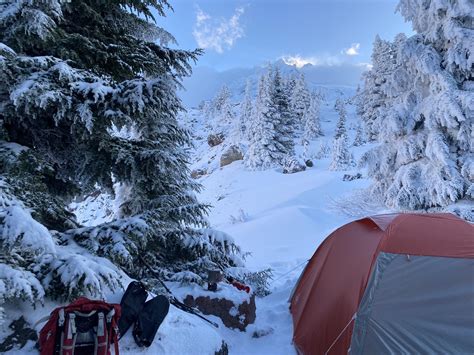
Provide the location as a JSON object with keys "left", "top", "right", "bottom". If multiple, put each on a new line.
{"left": 180, "top": 60, "right": 366, "bottom": 107}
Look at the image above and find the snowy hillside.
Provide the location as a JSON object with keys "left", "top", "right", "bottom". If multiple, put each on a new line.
{"left": 171, "top": 87, "right": 386, "bottom": 354}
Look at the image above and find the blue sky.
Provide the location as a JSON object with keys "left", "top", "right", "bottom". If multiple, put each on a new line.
{"left": 157, "top": 0, "right": 413, "bottom": 71}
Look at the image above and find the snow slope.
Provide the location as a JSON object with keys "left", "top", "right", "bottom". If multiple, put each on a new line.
{"left": 181, "top": 94, "right": 387, "bottom": 354}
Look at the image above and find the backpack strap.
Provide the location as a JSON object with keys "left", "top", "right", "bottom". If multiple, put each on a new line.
{"left": 108, "top": 308, "right": 120, "bottom": 355}
{"left": 60, "top": 312, "right": 77, "bottom": 355}
{"left": 33, "top": 314, "right": 51, "bottom": 329}
{"left": 38, "top": 308, "right": 61, "bottom": 355}
{"left": 95, "top": 312, "right": 109, "bottom": 355}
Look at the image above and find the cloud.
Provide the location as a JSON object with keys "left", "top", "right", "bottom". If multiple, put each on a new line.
{"left": 193, "top": 7, "right": 245, "bottom": 54}
{"left": 344, "top": 43, "right": 360, "bottom": 56}
{"left": 356, "top": 62, "right": 373, "bottom": 70}
{"left": 280, "top": 54, "right": 342, "bottom": 68}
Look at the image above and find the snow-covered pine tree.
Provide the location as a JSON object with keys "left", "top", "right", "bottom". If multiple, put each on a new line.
{"left": 245, "top": 74, "right": 273, "bottom": 169}
{"left": 353, "top": 122, "right": 366, "bottom": 146}
{"left": 238, "top": 79, "right": 253, "bottom": 141}
{"left": 272, "top": 67, "right": 295, "bottom": 156}
{"left": 302, "top": 91, "right": 323, "bottom": 144}
{"left": 284, "top": 74, "right": 297, "bottom": 98}
{"left": 290, "top": 73, "right": 311, "bottom": 130}
{"left": 329, "top": 134, "right": 354, "bottom": 171}
{"left": 334, "top": 97, "right": 348, "bottom": 139}
{"left": 356, "top": 35, "right": 399, "bottom": 141}
{"left": 199, "top": 100, "right": 212, "bottom": 120}
{"left": 210, "top": 84, "right": 234, "bottom": 135}
{"left": 0, "top": 0, "right": 242, "bottom": 305}
{"left": 212, "top": 85, "right": 232, "bottom": 115}
{"left": 245, "top": 67, "right": 294, "bottom": 169}
{"left": 361, "top": 0, "right": 474, "bottom": 220}
{"left": 220, "top": 95, "right": 235, "bottom": 126}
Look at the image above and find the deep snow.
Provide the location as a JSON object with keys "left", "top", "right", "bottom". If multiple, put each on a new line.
{"left": 177, "top": 95, "right": 387, "bottom": 354}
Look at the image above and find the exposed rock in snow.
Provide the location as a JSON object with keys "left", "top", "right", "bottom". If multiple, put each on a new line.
{"left": 282, "top": 157, "right": 307, "bottom": 174}
{"left": 191, "top": 168, "right": 208, "bottom": 179}
{"left": 208, "top": 133, "right": 225, "bottom": 147}
{"left": 183, "top": 291, "right": 256, "bottom": 331}
{"left": 220, "top": 145, "right": 244, "bottom": 167}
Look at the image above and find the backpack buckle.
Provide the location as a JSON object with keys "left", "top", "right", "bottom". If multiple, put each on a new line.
{"left": 67, "top": 313, "right": 76, "bottom": 339}
{"left": 106, "top": 308, "right": 115, "bottom": 323}
{"left": 58, "top": 308, "right": 65, "bottom": 327}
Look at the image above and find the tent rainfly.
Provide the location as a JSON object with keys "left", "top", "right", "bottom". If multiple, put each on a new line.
{"left": 290, "top": 213, "right": 474, "bottom": 355}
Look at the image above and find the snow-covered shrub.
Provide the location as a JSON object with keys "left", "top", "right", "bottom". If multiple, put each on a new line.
{"left": 229, "top": 209, "right": 249, "bottom": 224}
{"left": 227, "top": 267, "right": 273, "bottom": 297}
{"left": 243, "top": 268, "right": 273, "bottom": 297}
{"left": 315, "top": 141, "right": 332, "bottom": 159}
{"left": 343, "top": 173, "right": 363, "bottom": 181}
{"left": 169, "top": 271, "right": 203, "bottom": 285}
{"left": 282, "top": 156, "right": 306, "bottom": 174}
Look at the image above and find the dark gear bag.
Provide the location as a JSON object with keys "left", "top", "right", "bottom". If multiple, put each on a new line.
{"left": 133, "top": 295, "right": 170, "bottom": 347}
{"left": 117, "top": 281, "right": 148, "bottom": 338}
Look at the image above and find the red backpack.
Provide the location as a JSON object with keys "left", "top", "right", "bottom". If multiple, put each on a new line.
{"left": 38, "top": 297, "right": 121, "bottom": 355}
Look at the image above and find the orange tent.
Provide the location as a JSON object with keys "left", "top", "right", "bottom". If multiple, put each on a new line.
{"left": 290, "top": 213, "right": 474, "bottom": 354}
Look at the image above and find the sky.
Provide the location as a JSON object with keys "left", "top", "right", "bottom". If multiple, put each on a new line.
{"left": 156, "top": 0, "right": 413, "bottom": 71}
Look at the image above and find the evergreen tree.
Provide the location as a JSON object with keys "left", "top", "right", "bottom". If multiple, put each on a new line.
{"left": 239, "top": 79, "right": 253, "bottom": 141}
{"left": 212, "top": 85, "right": 232, "bottom": 115}
{"left": 290, "top": 73, "right": 311, "bottom": 130}
{"left": 209, "top": 84, "right": 234, "bottom": 134}
{"left": 272, "top": 67, "right": 295, "bottom": 155}
{"left": 0, "top": 0, "right": 242, "bottom": 304}
{"left": 353, "top": 122, "right": 366, "bottom": 146}
{"left": 355, "top": 35, "right": 398, "bottom": 142}
{"left": 302, "top": 92, "right": 323, "bottom": 144}
{"left": 362, "top": 0, "right": 473, "bottom": 219}
{"left": 334, "top": 98, "right": 347, "bottom": 139}
{"left": 245, "top": 67, "right": 294, "bottom": 169}
{"left": 245, "top": 74, "right": 273, "bottom": 169}
{"left": 329, "top": 134, "right": 354, "bottom": 171}
{"left": 284, "top": 74, "right": 297, "bottom": 98}
{"left": 220, "top": 95, "right": 234, "bottom": 126}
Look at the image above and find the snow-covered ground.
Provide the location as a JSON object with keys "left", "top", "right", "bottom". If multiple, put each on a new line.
{"left": 178, "top": 95, "right": 387, "bottom": 354}
{"left": 195, "top": 162, "right": 369, "bottom": 354}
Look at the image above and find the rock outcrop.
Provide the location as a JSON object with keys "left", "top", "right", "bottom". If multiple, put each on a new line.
{"left": 220, "top": 145, "right": 243, "bottom": 167}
